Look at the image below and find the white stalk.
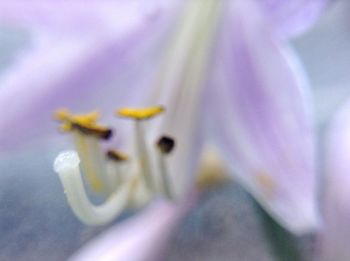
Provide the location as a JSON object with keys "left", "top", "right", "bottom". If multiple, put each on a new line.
{"left": 134, "top": 121, "right": 156, "bottom": 191}
{"left": 106, "top": 161, "right": 123, "bottom": 190}
{"left": 54, "top": 151, "right": 133, "bottom": 226}
{"left": 156, "top": 152, "right": 173, "bottom": 199}
{"left": 72, "top": 131, "right": 114, "bottom": 195}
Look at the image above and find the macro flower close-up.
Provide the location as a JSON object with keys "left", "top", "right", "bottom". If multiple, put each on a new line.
{"left": 1, "top": 0, "right": 350, "bottom": 260}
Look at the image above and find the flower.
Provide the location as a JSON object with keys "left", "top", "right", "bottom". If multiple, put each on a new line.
{"left": 0, "top": 0, "right": 328, "bottom": 246}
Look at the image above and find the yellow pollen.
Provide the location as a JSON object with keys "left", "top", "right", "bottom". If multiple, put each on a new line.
{"left": 54, "top": 109, "right": 112, "bottom": 139}
{"left": 117, "top": 106, "right": 165, "bottom": 120}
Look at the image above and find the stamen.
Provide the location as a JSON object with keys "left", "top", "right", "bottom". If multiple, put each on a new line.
{"left": 55, "top": 109, "right": 100, "bottom": 125}
{"left": 54, "top": 151, "right": 134, "bottom": 226}
{"left": 156, "top": 136, "right": 176, "bottom": 199}
{"left": 55, "top": 109, "right": 112, "bottom": 140}
{"left": 117, "top": 106, "right": 165, "bottom": 120}
{"left": 55, "top": 109, "right": 114, "bottom": 195}
{"left": 116, "top": 106, "right": 165, "bottom": 192}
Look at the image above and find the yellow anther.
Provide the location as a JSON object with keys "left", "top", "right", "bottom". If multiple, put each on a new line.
{"left": 55, "top": 109, "right": 100, "bottom": 128}
{"left": 54, "top": 109, "right": 112, "bottom": 140}
{"left": 117, "top": 106, "right": 165, "bottom": 120}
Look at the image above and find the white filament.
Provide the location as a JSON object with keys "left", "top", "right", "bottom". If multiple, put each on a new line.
{"left": 72, "top": 131, "right": 114, "bottom": 195}
{"left": 134, "top": 121, "right": 157, "bottom": 191}
{"left": 54, "top": 150, "right": 132, "bottom": 226}
{"left": 156, "top": 152, "right": 173, "bottom": 199}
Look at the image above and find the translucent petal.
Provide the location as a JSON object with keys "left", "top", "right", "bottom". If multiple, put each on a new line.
{"left": 145, "top": 0, "right": 223, "bottom": 198}
{"left": 205, "top": 0, "right": 318, "bottom": 234}
{"left": 319, "top": 100, "right": 350, "bottom": 261}
{"left": 0, "top": 1, "right": 171, "bottom": 35}
{"left": 0, "top": 1, "right": 179, "bottom": 151}
{"left": 69, "top": 198, "right": 194, "bottom": 261}
{"left": 256, "top": 0, "right": 329, "bottom": 38}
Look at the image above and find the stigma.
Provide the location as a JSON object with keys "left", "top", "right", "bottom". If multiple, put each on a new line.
{"left": 53, "top": 106, "right": 178, "bottom": 226}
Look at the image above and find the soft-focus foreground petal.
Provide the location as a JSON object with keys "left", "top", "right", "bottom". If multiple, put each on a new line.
{"left": 318, "top": 100, "right": 350, "bottom": 261}
{"left": 206, "top": 0, "right": 318, "bottom": 234}
{"left": 70, "top": 195, "right": 197, "bottom": 261}
{"left": 256, "top": 0, "right": 329, "bottom": 38}
{"left": 0, "top": 1, "right": 179, "bottom": 151}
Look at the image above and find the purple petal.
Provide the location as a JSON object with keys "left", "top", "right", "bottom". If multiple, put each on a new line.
{"left": 256, "top": 0, "right": 329, "bottom": 38}
{"left": 318, "top": 100, "right": 350, "bottom": 261}
{"left": 0, "top": 1, "right": 179, "bottom": 151}
{"left": 70, "top": 194, "right": 197, "bottom": 261}
{"left": 205, "top": 0, "right": 318, "bottom": 234}
{"left": 0, "top": 1, "right": 169, "bottom": 35}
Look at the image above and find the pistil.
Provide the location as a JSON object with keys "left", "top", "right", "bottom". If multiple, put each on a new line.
{"left": 54, "top": 150, "right": 135, "bottom": 226}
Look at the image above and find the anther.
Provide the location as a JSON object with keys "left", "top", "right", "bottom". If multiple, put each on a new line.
{"left": 55, "top": 109, "right": 99, "bottom": 126}
{"left": 117, "top": 106, "right": 165, "bottom": 120}
{"left": 71, "top": 123, "right": 113, "bottom": 140}
{"left": 55, "top": 109, "right": 113, "bottom": 140}
{"left": 106, "top": 150, "right": 129, "bottom": 162}
{"left": 157, "top": 136, "right": 175, "bottom": 154}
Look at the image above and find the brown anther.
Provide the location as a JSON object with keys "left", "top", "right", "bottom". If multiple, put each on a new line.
{"left": 54, "top": 109, "right": 113, "bottom": 140}
{"left": 106, "top": 149, "right": 129, "bottom": 162}
{"left": 71, "top": 123, "right": 113, "bottom": 140}
{"left": 157, "top": 136, "right": 175, "bottom": 154}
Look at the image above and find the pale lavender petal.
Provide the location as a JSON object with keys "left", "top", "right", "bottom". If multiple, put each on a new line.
{"left": 0, "top": 1, "right": 179, "bottom": 151}
{"left": 0, "top": 1, "right": 167, "bottom": 35}
{"left": 318, "top": 100, "right": 350, "bottom": 261}
{"left": 205, "top": 0, "right": 318, "bottom": 234}
{"left": 256, "top": 0, "right": 329, "bottom": 38}
{"left": 70, "top": 194, "right": 197, "bottom": 261}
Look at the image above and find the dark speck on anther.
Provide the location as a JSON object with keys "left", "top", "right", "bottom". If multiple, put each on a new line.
{"left": 157, "top": 136, "right": 175, "bottom": 154}
{"left": 102, "top": 129, "right": 113, "bottom": 140}
{"left": 71, "top": 123, "right": 113, "bottom": 140}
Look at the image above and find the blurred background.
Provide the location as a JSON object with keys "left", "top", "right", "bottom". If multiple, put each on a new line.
{"left": 0, "top": 1, "right": 349, "bottom": 260}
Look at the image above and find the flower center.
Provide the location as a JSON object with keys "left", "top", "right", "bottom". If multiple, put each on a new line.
{"left": 52, "top": 0, "right": 226, "bottom": 226}
{"left": 53, "top": 107, "right": 182, "bottom": 225}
